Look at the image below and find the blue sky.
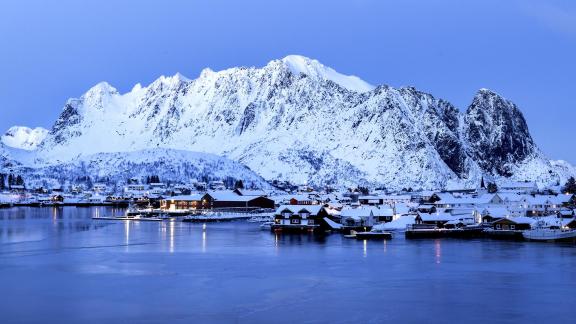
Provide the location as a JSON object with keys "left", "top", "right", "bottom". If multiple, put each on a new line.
{"left": 1, "top": 0, "right": 575, "bottom": 162}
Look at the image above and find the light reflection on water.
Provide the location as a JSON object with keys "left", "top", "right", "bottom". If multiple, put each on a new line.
{"left": 435, "top": 239, "right": 442, "bottom": 264}
{"left": 1, "top": 207, "right": 576, "bottom": 324}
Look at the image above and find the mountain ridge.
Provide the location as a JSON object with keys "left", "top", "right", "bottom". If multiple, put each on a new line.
{"left": 2, "top": 55, "right": 573, "bottom": 189}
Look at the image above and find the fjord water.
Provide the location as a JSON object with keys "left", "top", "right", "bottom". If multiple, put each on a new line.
{"left": 1, "top": 207, "right": 575, "bottom": 323}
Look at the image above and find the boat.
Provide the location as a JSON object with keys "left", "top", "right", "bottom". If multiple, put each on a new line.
{"left": 355, "top": 229, "right": 393, "bottom": 240}
{"left": 405, "top": 224, "right": 484, "bottom": 239}
{"left": 92, "top": 215, "right": 163, "bottom": 221}
{"left": 259, "top": 221, "right": 274, "bottom": 230}
{"left": 343, "top": 230, "right": 357, "bottom": 239}
{"left": 522, "top": 220, "right": 576, "bottom": 243}
{"left": 248, "top": 215, "right": 273, "bottom": 223}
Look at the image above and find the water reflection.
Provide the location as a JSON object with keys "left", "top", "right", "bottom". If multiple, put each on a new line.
{"left": 202, "top": 226, "right": 207, "bottom": 253}
{"left": 434, "top": 239, "right": 441, "bottom": 264}
{"left": 125, "top": 220, "right": 131, "bottom": 248}
{"left": 169, "top": 220, "right": 175, "bottom": 253}
{"left": 363, "top": 239, "right": 367, "bottom": 257}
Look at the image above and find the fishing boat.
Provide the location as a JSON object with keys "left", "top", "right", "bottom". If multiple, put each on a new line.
{"left": 92, "top": 215, "right": 163, "bottom": 221}
{"left": 354, "top": 229, "right": 393, "bottom": 240}
{"left": 259, "top": 221, "right": 274, "bottom": 230}
{"left": 405, "top": 224, "right": 484, "bottom": 239}
{"left": 523, "top": 220, "right": 576, "bottom": 243}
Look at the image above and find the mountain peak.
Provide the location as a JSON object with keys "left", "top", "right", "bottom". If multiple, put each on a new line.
{"left": 85, "top": 81, "right": 118, "bottom": 97}
{"left": 150, "top": 73, "right": 191, "bottom": 89}
{"left": 476, "top": 88, "right": 503, "bottom": 97}
{"left": 276, "top": 55, "right": 375, "bottom": 93}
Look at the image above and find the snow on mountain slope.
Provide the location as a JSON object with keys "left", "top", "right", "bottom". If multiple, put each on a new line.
{"left": 2, "top": 126, "right": 48, "bottom": 150}
{"left": 28, "top": 55, "right": 574, "bottom": 189}
{"left": 13, "top": 148, "right": 271, "bottom": 190}
{"left": 281, "top": 55, "right": 374, "bottom": 93}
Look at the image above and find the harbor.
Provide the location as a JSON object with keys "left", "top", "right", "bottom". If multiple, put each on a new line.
{"left": 1, "top": 206, "right": 576, "bottom": 323}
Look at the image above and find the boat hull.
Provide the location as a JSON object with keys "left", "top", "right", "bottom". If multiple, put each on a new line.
{"left": 523, "top": 230, "right": 576, "bottom": 243}
{"left": 355, "top": 232, "right": 392, "bottom": 240}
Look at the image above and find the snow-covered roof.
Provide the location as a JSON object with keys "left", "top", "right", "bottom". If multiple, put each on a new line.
{"left": 419, "top": 212, "right": 455, "bottom": 222}
{"left": 482, "top": 207, "right": 510, "bottom": 217}
{"left": 235, "top": 189, "right": 268, "bottom": 196}
{"left": 341, "top": 208, "right": 373, "bottom": 219}
{"left": 206, "top": 191, "right": 259, "bottom": 202}
{"left": 494, "top": 216, "right": 534, "bottom": 224}
{"left": 276, "top": 204, "right": 324, "bottom": 215}
{"left": 380, "top": 195, "right": 412, "bottom": 200}
{"left": 166, "top": 194, "right": 204, "bottom": 201}
{"left": 373, "top": 215, "right": 416, "bottom": 230}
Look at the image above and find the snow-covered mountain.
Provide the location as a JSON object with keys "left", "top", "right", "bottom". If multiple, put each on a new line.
{"left": 11, "top": 149, "right": 271, "bottom": 190}
{"left": 4, "top": 55, "right": 572, "bottom": 189}
{"left": 1, "top": 126, "right": 48, "bottom": 151}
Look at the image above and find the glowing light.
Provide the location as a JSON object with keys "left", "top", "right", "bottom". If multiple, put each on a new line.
{"left": 169, "top": 219, "right": 175, "bottom": 253}
{"left": 363, "top": 239, "right": 367, "bottom": 258}
{"left": 202, "top": 230, "right": 206, "bottom": 253}
{"left": 125, "top": 220, "right": 131, "bottom": 248}
{"left": 434, "top": 239, "right": 441, "bottom": 264}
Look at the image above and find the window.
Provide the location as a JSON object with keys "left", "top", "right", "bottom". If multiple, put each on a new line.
{"left": 291, "top": 218, "right": 300, "bottom": 224}
{"left": 308, "top": 219, "right": 315, "bottom": 225}
{"left": 496, "top": 224, "right": 501, "bottom": 229}
{"left": 510, "top": 225, "right": 516, "bottom": 230}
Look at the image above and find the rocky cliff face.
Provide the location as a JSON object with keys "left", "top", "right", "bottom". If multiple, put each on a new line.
{"left": 6, "top": 55, "right": 566, "bottom": 189}
{"left": 463, "top": 89, "right": 539, "bottom": 176}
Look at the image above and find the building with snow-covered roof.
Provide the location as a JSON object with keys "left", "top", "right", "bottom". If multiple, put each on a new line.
{"left": 273, "top": 205, "right": 328, "bottom": 232}
{"left": 205, "top": 191, "right": 275, "bottom": 210}
{"left": 499, "top": 181, "right": 537, "bottom": 194}
{"left": 491, "top": 217, "right": 533, "bottom": 231}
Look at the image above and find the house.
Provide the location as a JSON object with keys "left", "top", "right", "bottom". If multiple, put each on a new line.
{"left": 491, "top": 217, "right": 533, "bottom": 231}
{"left": 124, "top": 184, "right": 146, "bottom": 197}
{"left": 10, "top": 185, "right": 26, "bottom": 193}
{"left": 415, "top": 212, "right": 455, "bottom": 228}
{"left": 559, "top": 208, "right": 575, "bottom": 218}
{"left": 358, "top": 195, "right": 383, "bottom": 205}
{"left": 286, "top": 194, "right": 320, "bottom": 205}
{"left": 209, "top": 180, "right": 226, "bottom": 190}
{"left": 481, "top": 207, "right": 511, "bottom": 223}
{"left": 380, "top": 195, "right": 412, "bottom": 205}
{"left": 410, "top": 191, "right": 435, "bottom": 203}
{"left": 340, "top": 208, "right": 375, "bottom": 228}
{"left": 204, "top": 191, "right": 275, "bottom": 210}
{"left": 160, "top": 194, "right": 209, "bottom": 211}
{"left": 499, "top": 181, "right": 537, "bottom": 194}
{"left": 92, "top": 183, "right": 108, "bottom": 193}
{"left": 273, "top": 205, "right": 328, "bottom": 232}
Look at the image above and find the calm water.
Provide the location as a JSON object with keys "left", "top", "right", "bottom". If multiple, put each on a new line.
{"left": 1, "top": 207, "right": 575, "bottom": 324}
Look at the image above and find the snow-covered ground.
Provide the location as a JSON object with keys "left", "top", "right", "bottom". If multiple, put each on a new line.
{"left": 1, "top": 126, "right": 48, "bottom": 151}
{"left": 373, "top": 215, "right": 416, "bottom": 231}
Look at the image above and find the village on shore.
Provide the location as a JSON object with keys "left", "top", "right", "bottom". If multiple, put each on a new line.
{"left": 1, "top": 175, "right": 576, "bottom": 242}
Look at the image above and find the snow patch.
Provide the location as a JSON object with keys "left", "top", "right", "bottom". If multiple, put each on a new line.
{"left": 280, "top": 55, "right": 374, "bottom": 93}
{"left": 1, "top": 126, "right": 48, "bottom": 151}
